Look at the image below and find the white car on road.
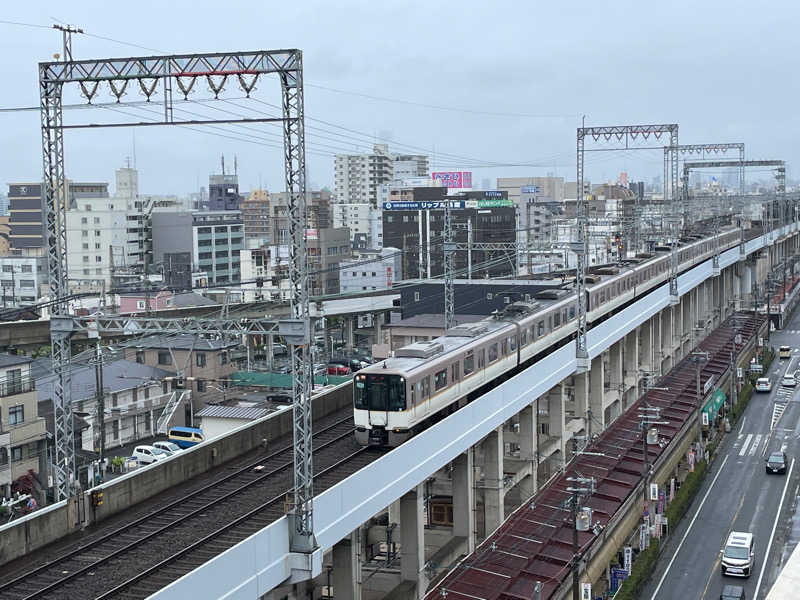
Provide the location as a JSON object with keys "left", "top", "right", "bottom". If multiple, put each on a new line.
{"left": 755, "top": 377, "right": 772, "bottom": 393}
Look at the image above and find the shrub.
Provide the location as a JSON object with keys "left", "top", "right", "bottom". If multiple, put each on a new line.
{"left": 665, "top": 459, "right": 708, "bottom": 526}
{"left": 613, "top": 539, "right": 660, "bottom": 600}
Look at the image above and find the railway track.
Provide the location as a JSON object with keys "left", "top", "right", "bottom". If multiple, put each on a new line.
{"left": 0, "top": 413, "right": 384, "bottom": 600}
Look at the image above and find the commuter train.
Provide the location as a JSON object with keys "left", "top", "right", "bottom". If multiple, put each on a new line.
{"left": 354, "top": 228, "right": 742, "bottom": 446}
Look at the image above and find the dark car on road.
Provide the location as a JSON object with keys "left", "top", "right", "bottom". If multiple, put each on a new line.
{"left": 765, "top": 451, "right": 788, "bottom": 474}
{"left": 720, "top": 584, "right": 745, "bottom": 599}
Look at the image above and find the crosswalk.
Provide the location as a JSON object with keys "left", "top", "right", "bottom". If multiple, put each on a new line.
{"left": 738, "top": 433, "right": 764, "bottom": 456}
{"left": 780, "top": 332, "right": 800, "bottom": 338}
{"left": 772, "top": 402, "right": 788, "bottom": 430}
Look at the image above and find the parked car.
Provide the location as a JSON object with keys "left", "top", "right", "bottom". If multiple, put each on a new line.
{"left": 755, "top": 378, "right": 772, "bottom": 393}
{"left": 766, "top": 451, "right": 788, "bottom": 475}
{"left": 153, "top": 441, "right": 182, "bottom": 455}
{"left": 132, "top": 445, "right": 170, "bottom": 465}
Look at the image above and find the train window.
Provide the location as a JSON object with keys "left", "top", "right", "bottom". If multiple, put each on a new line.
{"left": 501, "top": 338, "right": 508, "bottom": 355}
{"left": 422, "top": 376, "right": 430, "bottom": 398}
{"left": 537, "top": 321, "right": 544, "bottom": 337}
{"left": 509, "top": 336, "right": 516, "bottom": 351}
{"left": 617, "top": 282, "right": 621, "bottom": 295}
{"left": 520, "top": 329, "right": 527, "bottom": 346}
{"left": 353, "top": 374, "right": 406, "bottom": 411}
{"left": 434, "top": 370, "right": 448, "bottom": 391}
{"left": 562, "top": 309, "right": 567, "bottom": 324}
{"left": 464, "top": 351, "right": 475, "bottom": 375}
{"left": 451, "top": 363, "right": 459, "bottom": 382}
{"left": 411, "top": 383, "right": 416, "bottom": 406}
{"left": 529, "top": 326, "right": 535, "bottom": 341}
{"left": 599, "top": 291, "right": 605, "bottom": 303}
{"left": 569, "top": 306, "right": 575, "bottom": 320}
{"left": 488, "top": 344, "right": 498, "bottom": 363}
{"left": 478, "top": 349, "right": 485, "bottom": 369}
{"left": 547, "top": 316, "right": 552, "bottom": 330}
{"left": 554, "top": 312, "right": 561, "bottom": 327}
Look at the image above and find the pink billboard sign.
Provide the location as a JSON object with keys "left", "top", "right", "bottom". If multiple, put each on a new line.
{"left": 432, "top": 171, "right": 472, "bottom": 188}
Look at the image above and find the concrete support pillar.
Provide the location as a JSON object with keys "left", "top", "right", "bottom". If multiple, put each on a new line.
{"left": 549, "top": 384, "right": 565, "bottom": 459}
{"left": 344, "top": 317, "right": 355, "bottom": 352}
{"left": 483, "top": 428, "right": 504, "bottom": 534}
{"left": 373, "top": 312, "right": 383, "bottom": 346}
{"left": 574, "top": 372, "right": 589, "bottom": 431}
{"left": 453, "top": 448, "right": 476, "bottom": 554}
{"left": 333, "top": 530, "right": 362, "bottom": 600}
{"left": 400, "top": 484, "right": 427, "bottom": 596}
{"left": 589, "top": 356, "right": 605, "bottom": 434}
{"left": 639, "top": 320, "right": 652, "bottom": 372}
{"left": 624, "top": 332, "right": 638, "bottom": 407}
{"left": 659, "top": 310, "right": 671, "bottom": 372}
{"left": 609, "top": 341, "right": 622, "bottom": 405}
{"left": 651, "top": 315, "right": 661, "bottom": 375}
{"left": 518, "top": 403, "right": 538, "bottom": 499}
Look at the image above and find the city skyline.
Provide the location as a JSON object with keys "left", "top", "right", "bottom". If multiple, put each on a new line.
{"left": 0, "top": 1, "right": 797, "bottom": 194}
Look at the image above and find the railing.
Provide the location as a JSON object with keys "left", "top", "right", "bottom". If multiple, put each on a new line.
{"left": 0, "top": 377, "right": 34, "bottom": 398}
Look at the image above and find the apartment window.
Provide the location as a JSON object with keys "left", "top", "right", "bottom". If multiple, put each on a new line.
{"left": 136, "top": 350, "right": 145, "bottom": 364}
{"left": 196, "top": 352, "right": 207, "bottom": 367}
{"left": 20, "top": 280, "right": 34, "bottom": 288}
{"left": 112, "top": 393, "right": 118, "bottom": 407}
{"left": 95, "top": 243, "right": 101, "bottom": 249}
{"left": 81, "top": 217, "right": 88, "bottom": 224}
{"left": 95, "top": 256, "right": 102, "bottom": 263}
{"left": 82, "top": 243, "right": 89, "bottom": 250}
{"left": 220, "top": 351, "right": 228, "bottom": 365}
{"left": 196, "top": 379, "right": 207, "bottom": 392}
{"left": 1, "top": 266, "right": 10, "bottom": 273}
{"left": 198, "top": 239, "right": 212, "bottom": 246}
{"left": 11, "top": 447, "right": 22, "bottom": 462}
{"left": 8, "top": 404, "right": 24, "bottom": 425}
{"left": 112, "top": 420, "right": 119, "bottom": 440}
{"left": 83, "top": 256, "right": 89, "bottom": 263}
{"left": 94, "top": 217, "right": 100, "bottom": 224}
{"left": 137, "top": 300, "right": 146, "bottom": 309}
{"left": 82, "top": 231, "right": 88, "bottom": 238}
{"left": 21, "top": 265, "right": 31, "bottom": 273}
{"left": 83, "top": 269, "right": 90, "bottom": 275}
{"left": 158, "top": 351, "right": 171, "bottom": 365}
{"left": 95, "top": 230, "right": 101, "bottom": 236}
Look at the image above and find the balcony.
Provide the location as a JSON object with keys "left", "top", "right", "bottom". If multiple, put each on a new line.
{"left": 0, "top": 377, "right": 34, "bottom": 398}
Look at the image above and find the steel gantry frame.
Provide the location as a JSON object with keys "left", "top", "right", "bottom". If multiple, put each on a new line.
{"left": 39, "top": 49, "right": 315, "bottom": 548}
{"left": 683, "top": 160, "right": 786, "bottom": 244}
{"left": 444, "top": 200, "right": 455, "bottom": 330}
{"left": 576, "top": 124, "right": 679, "bottom": 368}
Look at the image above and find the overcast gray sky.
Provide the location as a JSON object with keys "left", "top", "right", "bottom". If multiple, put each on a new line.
{"left": 1, "top": 1, "right": 797, "bottom": 195}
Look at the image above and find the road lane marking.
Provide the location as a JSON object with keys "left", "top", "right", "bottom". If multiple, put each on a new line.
{"left": 649, "top": 454, "right": 730, "bottom": 600}
{"left": 738, "top": 417, "right": 747, "bottom": 434}
{"left": 749, "top": 434, "right": 763, "bottom": 456}
{"left": 739, "top": 433, "right": 754, "bottom": 456}
{"left": 754, "top": 458, "right": 795, "bottom": 598}
{"left": 700, "top": 493, "right": 747, "bottom": 600}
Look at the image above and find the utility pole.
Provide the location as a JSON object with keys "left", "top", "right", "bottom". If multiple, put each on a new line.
{"left": 53, "top": 24, "right": 84, "bottom": 63}
{"left": 567, "top": 438, "right": 596, "bottom": 600}
{"left": 94, "top": 342, "right": 105, "bottom": 470}
{"left": 467, "top": 218, "right": 473, "bottom": 280}
{"left": 690, "top": 351, "right": 709, "bottom": 448}
{"left": 444, "top": 201, "right": 455, "bottom": 330}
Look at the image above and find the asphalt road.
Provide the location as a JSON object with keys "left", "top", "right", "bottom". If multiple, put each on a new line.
{"left": 642, "top": 319, "right": 800, "bottom": 600}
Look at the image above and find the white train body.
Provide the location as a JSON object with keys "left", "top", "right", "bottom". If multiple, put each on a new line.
{"left": 354, "top": 228, "right": 742, "bottom": 446}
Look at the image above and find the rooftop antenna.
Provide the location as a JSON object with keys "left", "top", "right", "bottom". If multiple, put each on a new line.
{"left": 221, "top": 153, "right": 225, "bottom": 175}
{"left": 234, "top": 154, "right": 238, "bottom": 176}
{"left": 132, "top": 131, "right": 137, "bottom": 169}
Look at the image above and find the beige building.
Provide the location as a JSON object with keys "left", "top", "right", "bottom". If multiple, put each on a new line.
{"left": 497, "top": 176, "right": 566, "bottom": 206}
{"left": 125, "top": 335, "right": 238, "bottom": 415}
{"left": 0, "top": 354, "right": 46, "bottom": 494}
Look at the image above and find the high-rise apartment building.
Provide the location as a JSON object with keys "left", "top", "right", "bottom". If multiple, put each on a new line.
{"left": 241, "top": 189, "right": 270, "bottom": 247}
{"left": 152, "top": 211, "right": 243, "bottom": 286}
{"left": 269, "top": 190, "right": 331, "bottom": 245}
{"left": 334, "top": 144, "right": 429, "bottom": 206}
{"left": 205, "top": 174, "right": 242, "bottom": 211}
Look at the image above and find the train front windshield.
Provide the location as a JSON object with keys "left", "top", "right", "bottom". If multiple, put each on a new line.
{"left": 354, "top": 374, "right": 406, "bottom": 411}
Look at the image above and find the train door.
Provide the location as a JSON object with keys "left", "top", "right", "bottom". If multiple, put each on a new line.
{"left": 367, "top": 375, "right": 389, "bottom": 428}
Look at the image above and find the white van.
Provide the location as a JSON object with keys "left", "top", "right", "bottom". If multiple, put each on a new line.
{"left": 781, "top": 371, "right": 796, "bottom": 388}
{"left": 721, "top": 531, "right": 754, "bottom": 577}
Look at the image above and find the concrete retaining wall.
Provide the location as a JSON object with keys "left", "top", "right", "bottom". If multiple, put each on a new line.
{"left": 0, "top": 382, "right": 353, "bottom": 568}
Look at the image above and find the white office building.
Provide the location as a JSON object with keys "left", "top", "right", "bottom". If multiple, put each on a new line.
{"left": 0, "top": 255, "right": 47, "bottom": 306}
{"left": 340, "top": 247, "right": 402, "bottom": 294}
